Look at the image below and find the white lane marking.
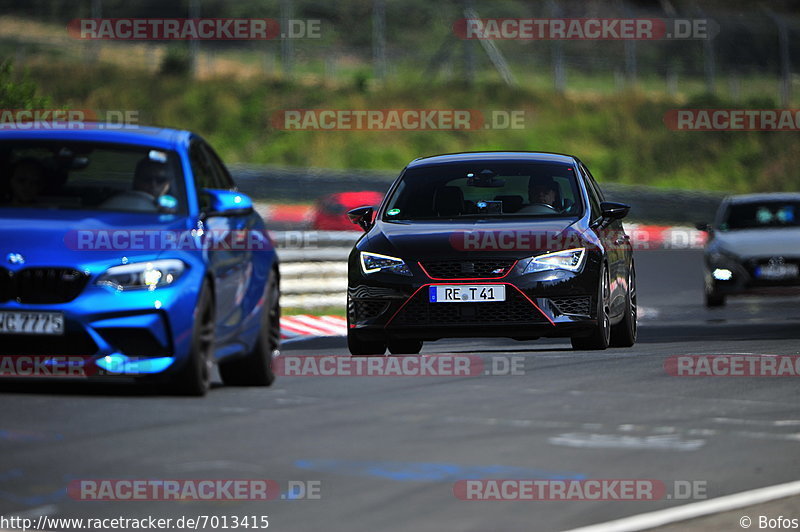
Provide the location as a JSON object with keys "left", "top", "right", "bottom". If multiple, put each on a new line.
{"left": 168, "top": 460, "right": 264, "bottom": 472}
{"left": 636, "top": 306, "right": 659, "bottom": 320}
{"left": 549, "top": 433, "right": 705, "bottom": 451}
{"left": 442, "top": 415, "right": 572, "bottom": 429}
{"left": 713, "top": 417, "right": 800, "bottom": 427}
{"left": 561, "top": 479, "right": 800, "bottom": 532}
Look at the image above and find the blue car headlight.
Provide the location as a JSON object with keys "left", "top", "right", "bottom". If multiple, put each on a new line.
{"left": 97, "top": 259, "right": 186, "bottom": 291}
{"left": 360, "top": 252, "right": 412, "bottom": 276}
{"left": 523, "top": 248, "right": 586, "bottom": 274}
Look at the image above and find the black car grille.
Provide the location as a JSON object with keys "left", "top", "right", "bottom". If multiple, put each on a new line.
{"left": 0, "top": 269, "right": 10, "bottom": 302}
{"left": 421, "top": 259, "right": 516, "bottom": 279}
{"left": 0, "top": 267, "right": 89, "bottom": 304}
{"left": 391, "top": 287, "right": 546, "bottom": 326}
{"left": 0, "top": 326, "right": 98, "bottom": 357}
{"left": 550, "top": 296, "right": 592, "bottom": 317}
{"left": 350, "top": 299, "right": 390, "bottom": 321}
{"left": 97, "top": 328, "right": 171, "bottom": 358}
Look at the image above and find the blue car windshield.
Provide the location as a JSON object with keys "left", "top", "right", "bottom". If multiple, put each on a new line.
{"left": 0, "top": 140, "right": 187, "bottom": 215}
{"left": 383, "top": 162, "right": 584, "bottom": 221}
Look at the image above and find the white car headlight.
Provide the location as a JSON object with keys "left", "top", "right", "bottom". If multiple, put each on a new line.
{"left": 97, "top": 260, "right": 186, "bottom": 291}
{"left": 360, "top": 252, "right": 412, "bottom": 276}
{"left": 523, "top": 248, "right": 586, "bottom": 274}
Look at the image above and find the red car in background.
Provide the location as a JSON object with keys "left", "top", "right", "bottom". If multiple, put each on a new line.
{"left": 311, "top": 191, "right": 384, "bottom": 231}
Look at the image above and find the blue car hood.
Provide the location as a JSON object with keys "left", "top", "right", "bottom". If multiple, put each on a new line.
{"left": 0, "top": 208, "right": 192, "bottom": 268}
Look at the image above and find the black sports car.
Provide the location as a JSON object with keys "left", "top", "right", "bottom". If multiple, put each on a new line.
{"left": 698, "top": 193, "right": 800, "bottom": 307}
{"left": 345, "top": 152, "right": 636, "bottom": 355}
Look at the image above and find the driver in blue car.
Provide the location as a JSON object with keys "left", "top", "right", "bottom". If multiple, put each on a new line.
{"left": 7, "top": 158, "right": 47, "bottom": 206}
{"left": 101, "top": 157, "right": 172, "bottom": 212}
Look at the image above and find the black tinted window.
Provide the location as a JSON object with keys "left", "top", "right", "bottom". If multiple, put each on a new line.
{"left": 722, "top": 201, "right": 800, "bottom": 230}
{"left": 383, "top": 162, "right": 584, "bottom": 220}
{"left": 0, "top": 140, "right": 186, "bottom": 214}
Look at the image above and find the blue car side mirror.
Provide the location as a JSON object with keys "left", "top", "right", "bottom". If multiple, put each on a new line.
{"left": 202, "top": 189, "right": 254, "bottom": 218}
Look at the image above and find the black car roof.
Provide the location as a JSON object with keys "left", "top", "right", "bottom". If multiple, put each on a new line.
{"left": 407, "top": 151, "right": 578, "bottom": 168}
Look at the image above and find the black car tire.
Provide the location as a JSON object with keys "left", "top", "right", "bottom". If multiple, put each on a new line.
{"left": 165, "top": 279, "right": 215, "bottom": 396}
{"left": 387, "top": 339, "right": 423, "bottom": 355}
{"left": 705, "top": 291, "right": 726, "bottom": 307}
{"left": 219, "top": 270, "right": 279, "bottom": 387}
{"left": 348, "top": 329, "right": 386, "bottom": 356}
{"left": 571, "top": 264, "right": 611, "bottom": 351}
{"left": 610, "top": 264, "right": 637, "bottom": 348}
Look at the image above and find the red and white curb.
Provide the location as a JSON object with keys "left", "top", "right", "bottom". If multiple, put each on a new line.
{"left": 281, "top": 315, "right": 347, "bottom": 340}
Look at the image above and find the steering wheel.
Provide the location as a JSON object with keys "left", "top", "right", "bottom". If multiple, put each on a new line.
{"left": 527, "top": 202, "right": 559, "bottom": 212}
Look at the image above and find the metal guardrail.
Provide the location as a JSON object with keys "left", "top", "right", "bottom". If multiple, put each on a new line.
{"left": 275, "top": 231, "right": 358, "bottom": 308}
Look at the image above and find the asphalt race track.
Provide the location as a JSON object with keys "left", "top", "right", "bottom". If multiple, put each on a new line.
{"left": 1, "top": 250, "right": 799, "bottom": 532}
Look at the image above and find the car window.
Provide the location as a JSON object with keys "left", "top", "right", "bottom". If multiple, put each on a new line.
{"left": 201, "top": 143, "right": 236, "bottom": 190}
{"left": 579, "top": 164, "right": 603, "bottom": 218}
{"left": 383, "top": 162, "right": 584, "bottom": 220}
{"left": 0, "top": 140, "right": 186, "bottom": 214}
{"left": 721, "top": 201, "right": 800, "bottom": 230}
{"left": 189, "top": 141, "right": 215, "bottom": 191}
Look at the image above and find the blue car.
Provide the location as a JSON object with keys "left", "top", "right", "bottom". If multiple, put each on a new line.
{"left": 0, "top": 124, "right": 280, "bottom": 395}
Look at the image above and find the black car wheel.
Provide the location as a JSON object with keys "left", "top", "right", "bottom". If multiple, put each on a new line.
{"left": 705, "top": 290, "right": 726, "bottom": 307}
{"left": 219, "top": 270, "right": 279, "bottom": 386}
{"left": 387, "top": 339, "right": 423, "bottom": 355}
{"left": 610, "top": 264, "right": 637, "bottom": 347}
{"left": 571, "top": 264, "right": 611, "bottom": 351}
{"left": 165, "top": 279, "right": 215, "bottom": 396}
{"left": 348, "top": 329, "right": 386, "bottom": 356}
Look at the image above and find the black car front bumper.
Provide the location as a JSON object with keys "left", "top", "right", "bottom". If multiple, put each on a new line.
{"left": 348, "top": 255, "right": 602, "bottom": 342}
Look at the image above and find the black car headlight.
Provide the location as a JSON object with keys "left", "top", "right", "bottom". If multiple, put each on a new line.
{"left": 360, "top": 252, "right": 412, "bottom": 276}
{"left": 523, "top": 248, "right": 586, "bottom": 274}
{"left": 97, "top": 259, "right": 186, "bottom": 291}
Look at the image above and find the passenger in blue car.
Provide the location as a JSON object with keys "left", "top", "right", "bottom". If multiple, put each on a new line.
{"left": 101, "top": 157, "right": 172, "bottom": 212}
{"left": 7, "top": 158, "right": 47, "bottom": 205}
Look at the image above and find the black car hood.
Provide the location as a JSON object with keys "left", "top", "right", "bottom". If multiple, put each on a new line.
{"left": 370, "top": 218, "right": 587, "bottom": 259}
{"left": 713, "top": 228, "right": 800, "bottom": 259}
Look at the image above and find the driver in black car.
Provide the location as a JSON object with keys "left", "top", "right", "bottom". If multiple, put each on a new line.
{"left": 530, "top": 176, "right": 559, "bottom": 207}
{"left": 516, "top": 175, "right": 562, "bottom": 214}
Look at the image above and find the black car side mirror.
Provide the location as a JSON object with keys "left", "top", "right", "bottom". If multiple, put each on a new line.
{"left": 347, "top": 206, "right": 375, "bottom": 232}
{"left": 600, "top": 201, "right": 630, "bottom": 221}
{"left": 695, "top": 222, "right": 710, "bottom": 232}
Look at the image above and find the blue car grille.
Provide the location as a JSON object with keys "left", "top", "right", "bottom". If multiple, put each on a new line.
{"left": 0, "top": 267, "right": 89, "bottom": 304}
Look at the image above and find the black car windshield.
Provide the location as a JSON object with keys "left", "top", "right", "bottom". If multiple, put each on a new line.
{"left": 0, "top": 140, "right": 187, "bottom": 214}
{"left": 721, "top": 201, "right": 800, "bottom": 230}
{"left": 383, "top": 162, "right": 584, "bottom": 221}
